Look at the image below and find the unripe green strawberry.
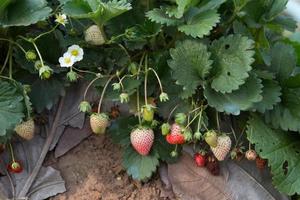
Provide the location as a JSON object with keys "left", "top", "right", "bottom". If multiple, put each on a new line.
{"left": 15, "top": 119, "right": 35, "bottom": 140}
{"left": 25, "top": 50, "right": 37, "bottom": 61}
{"left": 85, "top": 25, "right": 106, "bottom": 45}
{"left": 142, "top": 105, "right": 155, "bottom": 122}
{"left": 39, "top": 65, "right": 52, "bottom": 80}
{"left": 170, "top": 150, "right": 178, "bottom": 157}
{"left": 204, "top": 130, "right": 218, "bottom": 147}
{"left": 130, "top": 127, "right": 154, "bottom": 156}
{"left": 175, "top": 113, "right": 186, "bottom": 125}
{"left": 79, "top": 101, "right": 92, "bottom": 113}
{"left": 183, "top": 128, "right": 192, "bottom": 142}
{"left": 67, "top": 71, "right": 78, "bottom": 82}
{"left": 128, "top": 62, "right": 138, "bottom": 75}
{"left": 161, "top": 123, "right": 170, "bottom": 136}
{"left": 194, "top": 131, "right": 202, "bottom": 140}
{"left": 90, "top": 113, "right": 109, "bottom": 134}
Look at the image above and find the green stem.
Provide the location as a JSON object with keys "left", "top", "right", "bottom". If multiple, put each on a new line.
{"left": 83, "top": 75, "right": 103, "bottom": 100}
{"left": 9, "top": 46, "right": 13, "bottom": 79}
{"left": 32, "top": 42, "right": 45, "bottom": 67}
{"left": 0, "top": 45, "right": 10, "bottom": 74}
{"left": 8, "top": 143, "right": 15, "bottom": 162}
{"left": 196, "top": 107, "right": 203, "bottom": 131}
{"left": 118, "top": 44, "right": 131, "bottom": 62}
{"left": 144, "top": 55, "right": 148, "bottom": 106}
{"left": 216, "top": 111, "right": 220, "bottom": 132}
{"left": 136, "top": 53, "right": 146, "bottom": 126}
{"left": 137, "top": 89, "right": 142, "bottom": 125}
{"left": 72, "top": 67, "right": 99, "bottom": 76}
{"left": 167, "top": 104, "right": 179, "bottom": 122}
{"left": 97, "top": 75, "right": 115, "bottom": 113}
{"left": 185, "top": 111, "right": 202, "bottom": 129}
{"left": 34, "top": 24, "right": 59, "bottom": 41}
{"left": 0, "top": 38, "right": 26, "bottom": 54}
{"left": 148, "top": 68, "right": 164, "bottom": 93}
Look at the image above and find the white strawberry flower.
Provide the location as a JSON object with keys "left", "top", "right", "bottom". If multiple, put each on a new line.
{"left": 67, "top": 45, "right": 84, "bottom": 62}
{"left": 55, "top": 13, "right": 68, "bottom": 26}
{"left": 59, "top": 52, "right": 75, "bottom": 67}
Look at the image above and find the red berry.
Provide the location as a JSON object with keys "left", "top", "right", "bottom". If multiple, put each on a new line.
{"left": 194, "top": 153, "right": 206, "bottom": 167}
{"left": 165, "top": 123, "right": 185, "bottom": 145}
{"left": 7, "top": 161, "right": 23, "bottom": 173}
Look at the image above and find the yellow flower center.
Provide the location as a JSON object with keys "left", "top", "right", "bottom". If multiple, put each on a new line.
{"left": 71, "top": 50, "right": 79, "bottom": 56}
{"left": 64, "top": 57, "right": 71, "bottom": 64}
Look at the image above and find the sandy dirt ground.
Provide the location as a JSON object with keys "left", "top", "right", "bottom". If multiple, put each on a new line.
{"left": 46, "top": 135, "right": 174, "bottom": 200}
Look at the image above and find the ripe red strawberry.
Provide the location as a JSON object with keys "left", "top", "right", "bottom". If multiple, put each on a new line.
{"left": 256, "top": 156, "right": 267, "bottom": 170}
{"left": 165, "top": 123, "right": 185, "bottom": 144}
{"left": 211, "top": 135, "right": 231, "bottom": 161}
{"left": 206, "top": 155, "right": 220, "bottom": 176}
{"left": 15, "top": 119, "right": 35, "bottom": 140}
{"left": 130, "top": 128, "right": 154, "bottom": 156}
{"left": 7, "top": 161, "right": 23, "bottom": 173}
{"left": 194, "top": 153, "right": 206, "bottom": 167}
{"left": 245, "top": 149, "right": 257, "bottom": 161}
{"left": 90, "top": 113, "right": 109, "bottom": 134}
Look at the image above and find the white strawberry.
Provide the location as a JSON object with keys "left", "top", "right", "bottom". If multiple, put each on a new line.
{"left": 245, "top": 149, "right": 257, "bottom": 161}
{"left": 15, "top": 119, "right": 35, "bottom": 140}
{"left": 84, "top": 25, "right": 105, "bottom": 46}
{"left": 211, "top": 135, "right": 231, "bottom": 161}
{"left": 90, "top": 113, "right": 109, "bottom": 134}
{"left": 130, "top": 128, "right": 154, "bottom": 156}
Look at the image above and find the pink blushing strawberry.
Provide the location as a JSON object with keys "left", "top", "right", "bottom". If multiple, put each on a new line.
{"left": 165, "top": 123, "right": 185, "bottom": 145}
{"left": 130, "top": 128, "right": 154, "bottom": 156}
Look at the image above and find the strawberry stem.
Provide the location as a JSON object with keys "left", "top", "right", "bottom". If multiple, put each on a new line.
{"left": 8, "top": 142, "right": 16, "bottom": 162}
{"left": 167, "top": 104, "right": 179, "bottom": 122}
{"left": 83, "top": 75, "right": 103, "bottom": 101}
{"left": 148, "top": 68, "right": 164, "bottom": 93}
{"left": 144, "top": 54, "right": 148, "bottom": 106}
{"left": 185, "top": 111, "right": 202, "bottom": 129}
{"left": 196, "top": 107, "right": 204, "bottom": 131}
{"left": 97, "top": 75, "right": 115, "bottom": 113}
{"left": 216, "top": 111, "right": 220, "bottom": 132}
{"left": 137, "top": 53, "right": 146, "bottom": 125}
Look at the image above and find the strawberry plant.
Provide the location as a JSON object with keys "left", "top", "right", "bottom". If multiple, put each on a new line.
{"left": 1, "top": 0, "right": 300, "bottom": 197}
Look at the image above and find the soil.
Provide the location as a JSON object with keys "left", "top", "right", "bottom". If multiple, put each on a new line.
{"left": 46, "top": 135, "right": 174, "bottom": 200}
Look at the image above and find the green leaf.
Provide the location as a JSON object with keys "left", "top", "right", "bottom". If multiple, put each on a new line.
{"left": 264, "top": 0, "right": 288, "bottom": 21}
{"left": 0, "top": 0, "right": 12, "bottom": 13}
{"left": 246, "top": 116, "right": 300, "bottom": 195}
{"left": 178, "top": 9, "right": 220, "bottom": 38}
{"left": 153, "top": 132, "right": 179, "bottom": 163}
{"left": 197, "top": 0, "right": 227, "bottom": 13}
{"left": 284, "top": 73, "right": 300, "bottom": 88}
{"left": 29, "top": 78, "right": 65, "bottom": 113}
{"left": 0, "top": 0, "right": 52, "bottom": 27}
{"left": 270, "top": 42, "right": 296, "bottom": 82}
{"left": 63, "top": 0, "right": 132, "bottom": 26}
{"left": 146, "top": 8, "right": 183, "bottom": 26}
{"left": 168, "top": 40, "right": 213, "bottom": 98}
{"left": 251, "top": 80, "right": 281, "bottom": 113}
{"left": 204, "top": 74, "right": 263, "bottom": 115}
{"left": 210, "top": 34, "right": 255, "bottom": 93}
{"left": 165, "top": 0, "right": 200, "bottom": 18}
{"left": 0, "top": 81, "right": 24, "bottom": 136}
{"left": 108, "top": 116, "right": 137, "bottom": 147}
{"left": 265, "top": 88, "right": 300, "bottom": 132}
{"left": 122, "top": 145, "right": 159, "bottom": 181}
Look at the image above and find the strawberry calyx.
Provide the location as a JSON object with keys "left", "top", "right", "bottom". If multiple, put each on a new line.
{"left": 7, "top": 161, "right": 23, "bottom": 173}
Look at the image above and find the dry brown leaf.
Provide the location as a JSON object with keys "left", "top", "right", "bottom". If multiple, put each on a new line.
{"left": 168, "top": 153, "right": 233, "bottom": 200}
